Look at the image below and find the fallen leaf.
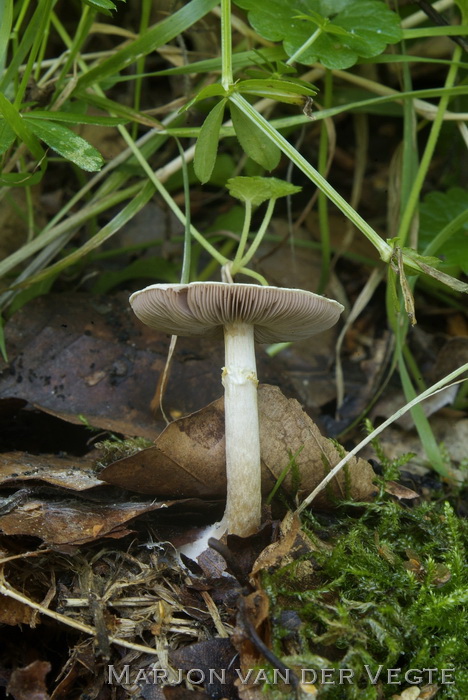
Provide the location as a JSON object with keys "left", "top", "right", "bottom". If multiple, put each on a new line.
{"left": 0, "top": 595, "right": 36, "bottom": 626}
{"left": 0, "top": 452, "right": 104, "bottom": 491}
{"left": 6, "top": 660, "right": 51, "bottom": 700}
{"left": 0, "top": 497, "right": 207, "bottom": 546}
{"left": 384, "top": 481, "right": 420, "bottom": 500}
{"left": 101, "top": 385, "right": 377, "bottom": 507}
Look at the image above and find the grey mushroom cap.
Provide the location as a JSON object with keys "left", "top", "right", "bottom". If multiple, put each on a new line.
{"left": 130, "top": 282, "right": 344, "bottom": 344}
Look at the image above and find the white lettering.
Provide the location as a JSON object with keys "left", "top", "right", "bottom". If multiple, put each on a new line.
{"left": 253, "top": 670, "right": 268, "bottom": 683}
{"left": 321, "top": 669, "right": 335, "bottom": 684}
{"left": 404, "top": 669, "right": 422, "bottom": 684}
{"left": 422, "top": 668, "right": 437, "bottom": 684}
{"left": 441, "top": 668, "right": 455, "bottom": 684}
{"left": 236, "top": 669, "right": 254, "bottom": 684}
{"left": 272, "top": 669, "right": 291, "bottom": 684}
{"left": 364, "top": 665, "right": 384, "bottom": 684}
{"left": 209, "top": 669, "right": 226, "bottom": 684}
{"left": 339, "top": 669, "right": 354, "bottom": 684}
{"left": 387, "top": 668, "right": 401, "bottom": 684}
{"left": 301, "top": 669, "right": 317, "bottom": 684}
{"left": 107, "top": 665, "right": 130, "bottom": 684}
{"left": 186, "top": 669, "right": 204, "bottom": 684}
{"left": 134, "top": 669, "right": 150, "bottom": 683}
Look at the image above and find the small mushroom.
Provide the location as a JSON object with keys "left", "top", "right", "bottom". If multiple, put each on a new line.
{"left": 130, "top": 282, "right": 344, "bottom": 539}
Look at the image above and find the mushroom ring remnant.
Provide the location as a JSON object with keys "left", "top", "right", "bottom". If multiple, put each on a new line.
{"left": 130, "top": 282, "right": 344, "bottom": 540}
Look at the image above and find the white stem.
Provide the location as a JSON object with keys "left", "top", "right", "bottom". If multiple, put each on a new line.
{"left": 221, "top": 322, "right": 261, "bottom": 536}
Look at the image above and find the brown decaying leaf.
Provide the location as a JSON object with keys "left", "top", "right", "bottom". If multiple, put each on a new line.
{"left": 6, "top": 660, "right": 51, "bottom": 700}
{"left": 0, "top": 452, "right": 104, "bottom": 491}
{"left": 384, "top": 480, "right": 420, "bottom": 500}
{"left": 0, "top": 594, "right": 36, "bottom": 626}
{"left": 0, "top": 498, "right": 203, "bottom": 546}
{"left": 101, "top": 385, "right": 377, "bottom": 508}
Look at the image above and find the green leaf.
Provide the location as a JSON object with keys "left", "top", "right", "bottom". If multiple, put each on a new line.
{"left": 0, "top": 0, "right": 13, "bottom": 73}
{"left": 0, "top": 120, "right": 15, "bottom": 155}
{"left": 226, "top": 176, "right": 301, "bottom": 206}
{"left": 233, "top": 0, "right": 402, "bottom": 70}
{"left": 229, "top": 102, "right": 281, "bottom": 171}
{"left": 182, "top": 84, "right": 227, "bottom": 112}
{"left": 0, "top": 93, "right": 44, "bottom": 161}
{"left": 418, "top": 188, "right": 468, "bottom": 275}
{"left": 81, "top": 0, "right": 117, "bottom": 11}
{"left": 26, "top": 119, "right": 104, "bottom": 172}
{"left": 454, "top": 0, "right": 468, "bottom": 22}
{"left": 236, "top": 78, "right": 317, "bottom": 105}
{"left": 194, "top": 99, "right": 226, "bottom": 184}
{"left": 26, "top": 111, "right": 128, "bottom": 126}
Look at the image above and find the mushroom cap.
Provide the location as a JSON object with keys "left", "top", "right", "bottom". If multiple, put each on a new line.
{"left": 130, "top": 282, "right": 344, "bottom": 343}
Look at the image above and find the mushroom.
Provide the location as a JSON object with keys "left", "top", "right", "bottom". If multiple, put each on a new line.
{"left": 130, "top": 282, "right": 344, "bottom": 539}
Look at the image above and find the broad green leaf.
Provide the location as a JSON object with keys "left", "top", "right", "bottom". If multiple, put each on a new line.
{"left": 230, "top": 103, "right": 281, "bottom": 171}
{"left": 226, "top": 176, "right": 301, "bottom": 206}
{"left": 27, "top": 119, "right": 104, "bottom": 172}
{"left": 77, "top": 0, "right": 219, "bottom": 91}
{"left": 233, "top": 0, "right": 402, "bottom": 70}
{"left": 194, "top": 99, "right": 226, "bottom": 184}
{"left": 418, "top": 188, "right": 468, "bottom": 275}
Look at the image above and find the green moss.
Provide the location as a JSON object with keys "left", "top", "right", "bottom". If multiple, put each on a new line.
{"left": 261, "top": 494, "right": 468, "bottom": 699}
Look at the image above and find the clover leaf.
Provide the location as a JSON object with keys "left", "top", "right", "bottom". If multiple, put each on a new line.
{"left": 233, "top": 0, "right": 402, "bottom": 70}
{"left": 227, "top": 176, "right": 301, "bottom": 206}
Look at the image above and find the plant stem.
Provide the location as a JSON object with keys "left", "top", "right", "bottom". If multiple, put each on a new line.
{"left": 236, "top": 198, "right": 276, "bottom": 270}
{"left": 232, "top": 200, "right": 252, "bottom": 271}
{"left": 221, "top": 0, "right": 233, "bottom": 90}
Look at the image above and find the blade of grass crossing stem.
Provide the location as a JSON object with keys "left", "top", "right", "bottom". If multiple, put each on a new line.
{"left": 76, "top": 0, "right": 219, "bottom": 91}
{"left": 0, "top": 0, "right": 13, "bottom": 74}
{"left": 297, "top": 364, "right": 468, "bottom": 513}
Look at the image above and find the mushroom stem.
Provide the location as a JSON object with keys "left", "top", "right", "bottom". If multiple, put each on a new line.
{"left": 221, "top": 321, "right": 261, "bottom": 536}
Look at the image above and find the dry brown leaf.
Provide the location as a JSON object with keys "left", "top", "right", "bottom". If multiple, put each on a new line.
{"left": 384, "top": 481, "right": 420, "bottom": 500}
{"left": 6, "top": 660, "right": 51, "bottom": 700}
{"left": 0, "top": 498, "right": 200, "bottom": 546}
{"left": 101, "top": 385, "right": 376, "bottom": 508}
{"left": 250, "top": 512, "right": 318, "bottom": 580}
{"left": 0, "top": 594, "right": 36, "bottom": 626}
{"left": 0, "top": 452, "right": 104, "bottom": 491}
